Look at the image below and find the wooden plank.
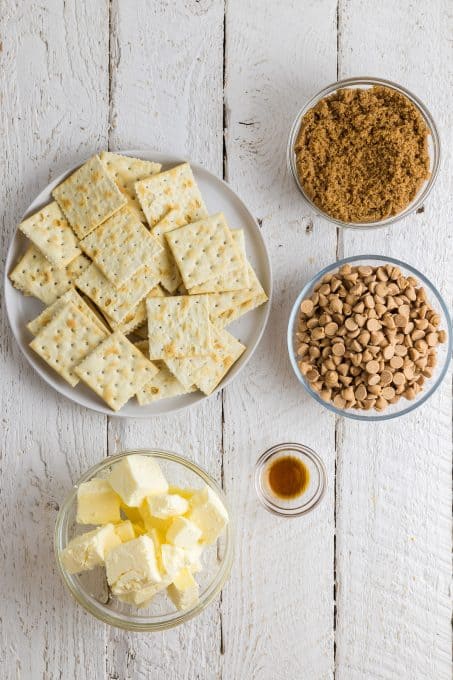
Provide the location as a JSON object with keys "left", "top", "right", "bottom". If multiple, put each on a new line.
{"left": 220, "top": 1, "right": 339, "bottom": 678}
{"left": 0, "top": 1, "right": 109, "bottom": 678}
{"left": 106, "top": 1, "right": 225, "bottom": 678}
{"left": 336, "top": 2, "right": 452, "bottom": 678}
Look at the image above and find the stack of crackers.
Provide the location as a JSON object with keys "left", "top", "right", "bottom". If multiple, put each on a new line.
{"left": 10, "top": 153, "right": 268, "bottom": 411}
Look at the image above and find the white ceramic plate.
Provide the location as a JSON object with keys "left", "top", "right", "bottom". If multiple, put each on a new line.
{"left": 4, "top": 150, "right": 272, "bottom": 418}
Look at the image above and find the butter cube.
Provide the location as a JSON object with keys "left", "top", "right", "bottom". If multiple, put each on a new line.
{"left": 188, "top": 486, "right": 229, "bottom": 544}
{"left": 114, "top": 520, "right": 136, "bottom": 543}
{"left": 184, "top": 544, "right": 203, "bottom": 574}
{"left": 105, "top": 535, "right": 161, "bottom": 594}
{"left": 76, "top": 479, "right": 121, "bottom": 525}
{"left": 117, "top": 576, "right": 172, "bottom": 607}
{"left": 146, "top": 493, "right": 189, "bottom": 519}
{"left": 166, "top": 517, "right": 202, "bottom": 548}
{"left": 167, "top": 568, "right": 199, "bottom": 610}
{"left": 161, "top": 544, "right": 187, "bottom": 578}
{"left": 139, "top": 498, "right": 173, "bottom": 536}
{"left": 168, "top": 485, "right": 196, "bottom": 501}
{"left": 60, "top": 524, "right": 120, "bottom": 574}
{"left": 108, "top": 455, "right": 168, "bottom": 507}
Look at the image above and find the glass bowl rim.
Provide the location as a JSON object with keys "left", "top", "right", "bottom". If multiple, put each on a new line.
{"left": 54, "top": 448, "right": 234, "bottom": 632}
{"left": 287, "top": 76, "right": 441, "bottom": 229}
{"left": 254, "top": 442, "right": 327, "bottom": 517}
{"left": 287, "top": 255, "right": 452, "bottom": 422}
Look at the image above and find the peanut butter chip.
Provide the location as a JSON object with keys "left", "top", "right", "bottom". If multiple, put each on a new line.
{"left": 381, "top": 386, "right": 395, "bottom": 400}
{"left": 382, "top": 345, "right": 395, "bottom": 360}
{"left": 332, "top": 343, "right": 345, "bottom": 357}
{"left": 354, "top": 385, "right": 367, "bottom": 401}
{"left": 393, "top": 372, "right": 405, "bottom": 386}
{"left": 367, "top": 374, "right": 380, "bottom": 386}
{"left": 325, "top": 322, "right": 339, "bottom": 337}
{"left": 366, "top": 318, "right": 381, "bottom": 332}
{"left": 390, "top": 356, "right": 404, "bottom": 369}
{"left": 345, "top": 318, "right": 358, "bottom": 332}
{"left": 366, "top": 360, "right": 379, "bottom": 374}
{"left": 380, "top": 370, "right": 393, "bottom": 386}
{"left": 300, "top": 299, "right": 314, "bottom": 316}
{"left": 394, "top": 314, "right": 408, "bottom": 327}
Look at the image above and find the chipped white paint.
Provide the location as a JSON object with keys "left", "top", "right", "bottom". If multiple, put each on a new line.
{"left": 0, "top": 2, "right": 450, "bottom": 680}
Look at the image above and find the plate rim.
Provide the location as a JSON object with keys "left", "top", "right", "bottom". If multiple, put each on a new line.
{"left": 4, "top": 149, "right": 273, "bottom": 418}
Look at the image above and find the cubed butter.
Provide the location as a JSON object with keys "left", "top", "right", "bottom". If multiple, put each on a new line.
{"left": 146, "top": 493, "right": 189, "bottom": 519}
{"left": 168, "top": 485, "right": 196, "bottom": 501}
{"left": 167, "top": 568, "right": 199, "bottom": 610}
{"left": 188, "top": 486, "right": 229, "bottom": 544}
{"left": 117, "top": 575, "right": 172, "bottom": 608}
{"left": 161, "top": 544, "right": 187, "bottom": 577}
{"left": 108, "top": 455, "right": 168, "bottom": 507}
{"left": 184, "top": 544, "right": 203, "bottom": 574}
{"left": 105, "top": 535, "right": 161, "bottom": 594}
{"left": 60, "top": 524, "right": 120, "bottom": 574}
{"left": 166, "top": 517, "right": 202, "bottom": 548}
{"left": 76, "top": 479, "right": 121, "bottom": 525}
{"left": 114, "top": 520, "right": 136, "bottom": 543}
{"left": 139, "top": 498, "right": 173, "bottom": 536}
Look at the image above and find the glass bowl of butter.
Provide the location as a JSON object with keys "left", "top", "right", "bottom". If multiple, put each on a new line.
{"left": 54, "top": 450, "right": 233, "bottom": 631}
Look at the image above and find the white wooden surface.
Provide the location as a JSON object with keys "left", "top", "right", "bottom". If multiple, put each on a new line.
{"left": 0, "top": 1, "right": 451, "bottom": 679}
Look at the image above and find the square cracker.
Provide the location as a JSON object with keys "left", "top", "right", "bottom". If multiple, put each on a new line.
{"left": 189, "top": 229, "right": 249, "bottom": 294}
{"left": 165, "top": 213, "right": 248, "bottom": 291}
{"left": 9, "top": 246, "right": 90, "bottom": 305}
{"left": 150, "top": 209, "right": 187, "bottom": 293}
{"left": 164, "top": 326, "right": 246, "bottom": 395}
{"left": 18, "top": 201, "right": 81, "bottom": 269}
{"left": 76, "top": 261, "right": 160, "bottom": 324}
{"left": 100, "top": 152, "right": 161, "bottom": 222}
{"left": 79, "top": 207, "right": 162, "bottom": 288}
{"left": 106, "top": 286, "right": 164, "bottom": 334}
{"left": 30, "top": 302, "right": 108, "bottom": 387}
{"left": 135, "top": 163, "right": 208, "bottom": 228}
{"left": 74, "top": 331, "right": 158, "bottom": 411}
{"left": 52, "top": 155, "right": 126, "bottom": 239}
{"left": 27, "top": 287, "right": 109, "bottom": 336}
{"left": 209, "top": 262, "right": 268, "bottom": 327}
{"left": 134, "top": 345, "right": 196, "bottom": 405}
{"left": 146, "top": 294, "right": 211, "bottom": 360}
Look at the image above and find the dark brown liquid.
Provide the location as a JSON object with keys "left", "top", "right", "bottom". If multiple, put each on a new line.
{"left": 267, "top": 455, "right": 309, "bottom": 499}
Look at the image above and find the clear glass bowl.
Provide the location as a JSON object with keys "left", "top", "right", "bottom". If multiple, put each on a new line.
{"left": 54, "top": 450, "right": 234, "bottom": 631}
{"left": 287, "top": 76, "right": 441, "bottom": 229}
{"left": 287, "top": 255, "right": 452, "bottom": 422}
{"left": 255, "top": 443, "right": 327, "bottom": 517}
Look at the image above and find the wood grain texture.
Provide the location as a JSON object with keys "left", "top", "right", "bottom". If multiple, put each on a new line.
{"left": 335, "top": 2, "right": 452, "bottom": 679}
{"left": 221, "top": 2, "right": 338, "bottom": 678}
{"left": 0, "top": 1, "right": 451, "bottom": 679}
{"left": 106, "top": 2, "right": 225, "bottom": 679}
{"left": 0, "top": 1, "right": 109, "bottom": 678}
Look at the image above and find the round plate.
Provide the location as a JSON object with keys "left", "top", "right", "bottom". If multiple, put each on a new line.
{"left": 4, "top": 150, "right": 272, "bottom": 418}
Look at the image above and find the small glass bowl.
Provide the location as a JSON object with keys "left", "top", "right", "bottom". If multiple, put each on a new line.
{"left": 288, "top": 255, "right": 452, "bottom": 422}
{"left": 255, "top": 443, "right": 327, "bottom": 517}
{"left": 287, "top": 76, "right": 441, "bottom": 229}
{"left": 54, "top": 449, "right": 234, "bottom": 632}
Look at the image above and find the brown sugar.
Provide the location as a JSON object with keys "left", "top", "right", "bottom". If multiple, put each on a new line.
{"left": 294, "top": 86, "right": 430, "bottom": 223}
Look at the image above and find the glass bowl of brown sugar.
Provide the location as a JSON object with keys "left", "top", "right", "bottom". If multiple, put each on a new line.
{"left": 287, "top": 77, "right": 440, "bottom": 229}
